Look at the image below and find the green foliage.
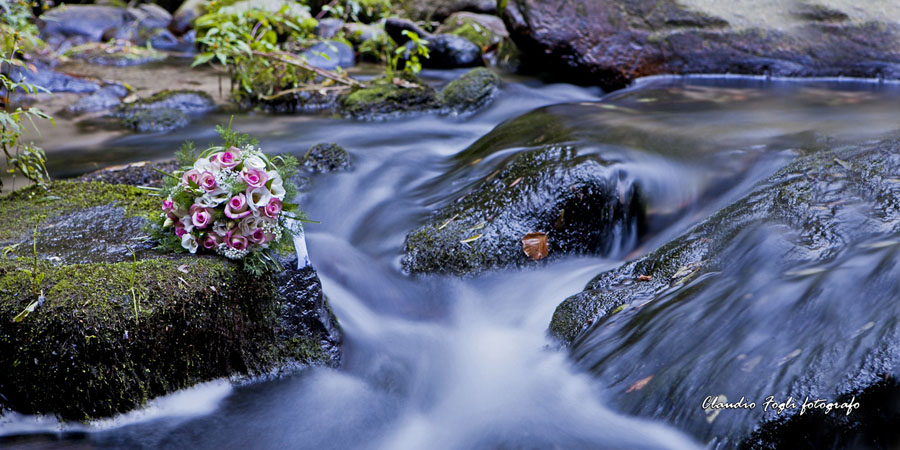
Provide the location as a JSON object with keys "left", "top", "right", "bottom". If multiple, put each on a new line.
{"left": 192, "top": 1, "right": 321, "bottom": 105}
{"left": 0, "top": 0, "right": 46, "bottom": 56}
{"left": 387, "top": 30, "right": 429, "bottom": 78}
{"left": 318, "top": 0, "right": 393, "bottom": 23}
{"left": 0, "top": 34, "right": 52, "bottom": 190}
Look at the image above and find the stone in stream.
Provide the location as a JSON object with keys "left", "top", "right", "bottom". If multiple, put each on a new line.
{"left": 501, "top": 0, "right": 900, "bottom": 91}
{"left": 0, "top": 172, "right": 341, "bottom": 421}
{"left": 436, "top": 12, "right": 509, "bottom": 49}
{"left": 339, "top": 77, "right": 442, "bottom": 120}
{"left": 7, "top": 63, "right": 99, "bottom": 94}
{"left": 551, "top": 136, "right": 900, "bottom": 446}
{"left": 303, "top": 143, "right": 353, "bottom": 174}
{"left": 64, "top": 42, "right": 168, "bottom": 67}
{"left": 439, "top": 67, "right": 501, "bottom": 115}
{"left": 67, "top": 83, "right": 129, "bottom": 114}
{"left": 115, "top": 89, "right": 216, "bottom": 133}
{"left": 403, "top": 145, "right": 645, "bottom": 276}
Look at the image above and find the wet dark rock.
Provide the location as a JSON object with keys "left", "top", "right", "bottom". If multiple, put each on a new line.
{"left": 384, "top": 18, "right": 431, "bottom": 45}
{"left": 303, "top": 143, "right": 352, "bottom": 173}
{"left": 66, "top": 84, "right": 128, "bottom": 114}
{"left": 115, "top": 89, "right": 215, "bottom": 132}
{"left": 553, "top": 136, "right": 900, "bottom": 445}
{"left": 39, "top": 5, "right": 133, "bottom": 43}
{"left": 339, "top": 79, "right": 441, "bottom": 119}
{"left": 418, "top": 34, "right": 483, "bottom": 69}
{"left": 77, "top": 160, "right": 178, "bottom": 187}
{"left": 439, "top": 67, "right": 500, "bottom": 115}
{"left": 386, "top": 20, "right": 484, "bottom": 69}
{"left": 400, "top": 0, "right": 496, "bottom": 22}
{"left": 315, "top": 18, "right": 345, "bottom": 39}
{"left": 403, "top": 145, "right": 644, "bottom": 275}
{"left": 0, "top": 180, "right": 341, "bottom": 421}
{"left": 301, "top": 40, "right": 355, "bottom": 70}
{"left": 171, "top": 0, "right": 206, "bottom": 35}
{"left": 501, "top": 0, "right": 900, "bottom": 90}
{"left": 7, "top": 63, "right": 99, "bottom": 94}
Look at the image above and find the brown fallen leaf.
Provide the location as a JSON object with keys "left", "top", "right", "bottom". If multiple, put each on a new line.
{"left": 508, "top": 177, "right": 523, "bottom": 188}
{"left": 178, "top": 264, "right": 189, "bottom": 274}
{"left": 637, "top": 275, "right": 652, "bottom": 282}
{"left": 626, "top": 375, "right": 653, "bottom": 393}
{"left": 522, "top": 232, "right": 549, "bottom": 261}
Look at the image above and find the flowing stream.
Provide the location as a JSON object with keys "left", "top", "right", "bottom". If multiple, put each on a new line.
{"left": 5, "top": 68, "right": 900, "bottom": 448}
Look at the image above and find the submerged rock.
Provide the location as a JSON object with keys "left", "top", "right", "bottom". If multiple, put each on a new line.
{"left": 553, "top": 136, "right": 900, "bottom": 445}
{"left": 303, "top": 143, "right": 352, "bottom": 173}
{"left": 115, "top": 89, "right": 215, "bottom": 132}
{"left": 0, "top": 180, "right": 341, "bottom": 421}
{"left": 439, "top": 67, "right": 500, "bottom": 115}
{"left": 403, "top": 145, "right": 644, "bottom": 275}
{"left": 502, "top": 0, "right": 900, "bottom": 90}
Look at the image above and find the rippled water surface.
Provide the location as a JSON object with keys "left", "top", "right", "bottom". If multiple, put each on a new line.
{"left": 6, "top": 69, "right": 900, "bottom": 448}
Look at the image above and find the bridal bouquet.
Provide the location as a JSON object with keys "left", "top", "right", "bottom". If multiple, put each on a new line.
{"left": 151, "top": 125, "right": 303, "bottom": 275}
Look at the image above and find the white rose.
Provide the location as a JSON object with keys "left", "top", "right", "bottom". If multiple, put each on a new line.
{"left": 194, "top": 157, "right": 216, "bottom": 173}
{"left": 247, "top": 186, "right": 272, "bottom": 212}
{"left": 266, "top": 171, "right": 286, "bottom": 200}
{"left": 239, "top": 216, "right": 264, "bottom": 235}
{"left": 181, "top": 234, "right": 198, "bottom": 254}
{"left": 179, "top": 215, "right": 194, "bottom": 232}
{"left": 212, "top": 220, "right": 229, "bottom": 237}
{"left": 196, "top": 187, "right": 230, "bottom": 208}
{"left": 244, "top": 155, "right": 267, "bottom": 170}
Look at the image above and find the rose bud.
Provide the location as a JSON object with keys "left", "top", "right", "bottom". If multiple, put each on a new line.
{"left": 264, "top": 197, "right": 282, "bottom": 218}
{"left": 162, "top": 197, "right": 174, "bottom": 211}
{"left": 224, "top": 193, "right": 251, "bottom": 219}
{"left": 201, "top": 234, "right": 219, "bottom": 250}
{"left": 174, "top": 222, "right": 187, "bottom": 238}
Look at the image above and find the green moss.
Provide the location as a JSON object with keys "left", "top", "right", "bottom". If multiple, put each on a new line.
{"left": 340, "top": 78, "right": 440, "bottom": 118}
{"left": 0, "top": 181, "right": 159, "bottom": 243}
{"left": 439, "top": 67, "right": 501, "bottom": 114}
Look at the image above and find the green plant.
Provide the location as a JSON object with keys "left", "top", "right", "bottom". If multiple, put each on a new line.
{"left": 0, "top": 0, "right": 46, "bottom": 56}
{"left": 317, "top": 0, "right": 393, "bottom": 23}
{"left": 0, "top": 32, "right": 52, "bottom": 191}
{"left": 387, "top": 30, "right": 429, "bottom": 78}
{"left": 12, "top": 223, "right": 45, "bottom": 322}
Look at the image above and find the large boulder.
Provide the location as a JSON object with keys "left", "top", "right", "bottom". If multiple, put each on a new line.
{"left": 39, "top": 5, "right": 134, "bottom": 43}
{"left": 502, "top": 0, "right": 900, "bottom": 90}
{"left": 400, "top": 0, "right": 496, "bottom": 22}
{"left": 552, "top": 136, "right": 900, "bottom": 446}
{"left": 0, "top": 178, "right": 340, "bottom": 421}
{"left": 339, "top": 79, "right": 441, "bottom": 119}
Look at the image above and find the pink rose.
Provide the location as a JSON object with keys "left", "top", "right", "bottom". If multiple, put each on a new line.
{"left": 199, "top": 171, "right": 217, "bottom": 191}
{"left": 192, "top": 209, "right": 211, "bottom": 229}
{"left": 224, "top": 193, "right": 251, "bottom": 219}
{"left": 248, "top": 228, "right": 266, "bottom": 244}
{"left": 241, "top": 168, "right": 268, "bottom": 189}
{"left": 213, "top": 147, "right": 242, "bottom": 169}
{"left": 162, "top": 197, "right": 174, "bottom": 211}
{"left": 201, "top": 233, "right": 220, "bottom": 249}
{"left": 182, "top": 169, "right": 201, "bottom": 187}
{"left": 174, "top": 222, "right": 187, "bottom": 238}
{"left": 264, "top": 198, "right": 282, "bottom": 218}
{"left": 225, "top": 229, "right": 249, "bottom": 250}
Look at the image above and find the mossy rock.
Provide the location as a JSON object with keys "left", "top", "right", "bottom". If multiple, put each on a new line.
{"left": 64, "top": 42, "right": 167, "bottom": 66}
{"left": 403, "top": 145, "right": 645, "bottom": 275}
{"left": 0, "top": 180, "right": 340, "bottom": 421}
{"left": 439, "top": 67, "right": 501, "bottom": 115}
{"left": 437, "top": 12, "right": 508, "bottom": 49}
{"left": 115, "top": 90, "right": 215, "bottom": 132}
{"left": 339, "top": 78, "right": 441, "bottom": 120}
